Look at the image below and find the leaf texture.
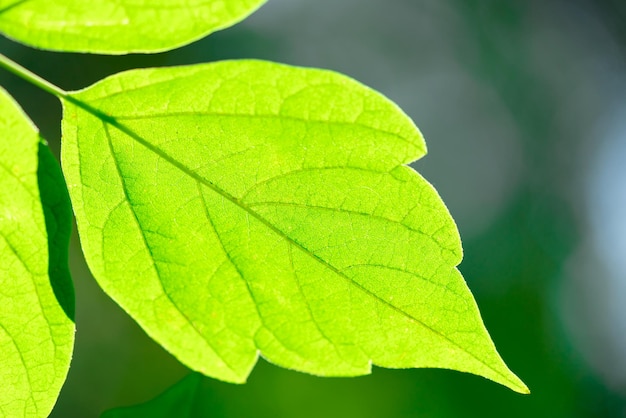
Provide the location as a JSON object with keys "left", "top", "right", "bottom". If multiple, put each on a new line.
{"left": 0, "top": 87, "right": 74, "bottom": 417}
{"left": 0, "top": 0, "right": 265, "bottom": 54}
{"left": 61, "top": 60, "right": 528, "bottom": 393}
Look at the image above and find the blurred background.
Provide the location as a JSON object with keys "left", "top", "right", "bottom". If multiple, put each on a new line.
{"left": 2, "top": 0, "right": 626, "bottom": 416}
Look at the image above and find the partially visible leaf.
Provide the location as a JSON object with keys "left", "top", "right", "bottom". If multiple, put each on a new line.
{"left": 61, "top": 60, "right": 528, "bottom": 393}
{"left": 0, "top": 0, "right": 265, "bottom": 54}
{"left": 101, "top": 374, "right": 203, "bottom": 418}
{"left": 0, "top": 87, "right": 74, "bottom": 417}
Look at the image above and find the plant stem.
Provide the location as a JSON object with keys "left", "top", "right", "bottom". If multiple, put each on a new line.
{"left": 0, "top": 52, "right": 67, "bottom": 99}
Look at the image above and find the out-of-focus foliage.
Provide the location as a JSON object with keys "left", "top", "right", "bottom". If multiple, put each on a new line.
{"left": 101, "top": 374, "right": 203, "bottom": 418}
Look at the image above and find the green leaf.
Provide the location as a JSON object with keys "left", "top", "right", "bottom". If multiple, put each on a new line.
{"left": 101, "top": 374, "right": 203, "bottom": 418}
{"left": 61, "top": 60, "right": 528, "bottom": 393}
{"left": 0, "top": 0, "right": 265, "bottom": 54}
{"left": 0, "top": 87, "right": 74, "bottom": 417}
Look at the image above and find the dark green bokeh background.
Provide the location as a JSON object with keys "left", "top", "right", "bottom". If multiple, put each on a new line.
{"left": 2, "top": 0, "right": 626, "bottom": 416}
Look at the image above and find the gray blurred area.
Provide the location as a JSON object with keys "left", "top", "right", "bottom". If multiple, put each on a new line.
{"left": 2, "top": 0, "right": 626, "bottom": 416}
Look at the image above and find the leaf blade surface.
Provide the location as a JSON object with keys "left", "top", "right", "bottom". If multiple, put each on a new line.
{"left": 0, "top": 0, "right": 265, "bottom": 54}
{"left": 0, "top": 87, "right": 74, "bottom": 417}
{"left": 61, "top": 60, "right": 527, "bottom": 393}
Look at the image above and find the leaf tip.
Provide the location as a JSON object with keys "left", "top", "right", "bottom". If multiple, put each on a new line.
{"left": 511, "top": 377, "right": 531, "bottom": 395}
{"left": 497, "top": 368, "right": 530, "bottom": 395}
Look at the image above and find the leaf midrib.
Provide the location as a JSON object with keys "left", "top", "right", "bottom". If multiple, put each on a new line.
{"left": 67, "top": 97, "right": 516, "bottom": 387}
{"left": 245, "top": 200, "right": 458, "bottom": 264}
{"left": 101, "top": 122, "right": 241, "bottom": 378}
{"left": 0, "top": 0, "right": 32, "bottom": 16}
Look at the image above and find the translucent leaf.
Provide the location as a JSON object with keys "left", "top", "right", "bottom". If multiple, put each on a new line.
{"left": 101, "top": 374, "right": 203, "bottom": 418}
{"left": 0, "top": 0, "right": 265, "bottom": 54}
{"left": 60, "top": 60, "right": 528, "bottom": 393}
{"left": 0, "top": 87, "right": 74, "bottom": 417}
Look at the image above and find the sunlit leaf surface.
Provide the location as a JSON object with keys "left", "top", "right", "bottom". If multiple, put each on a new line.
{"left": 0, "top": 0, "right": 265, "bottom": 54}
{"left": 0, "top": 87, "right": 74, "bottom": 417}
{"left": 61, "top": 60, "right": 527, "bottom": 393}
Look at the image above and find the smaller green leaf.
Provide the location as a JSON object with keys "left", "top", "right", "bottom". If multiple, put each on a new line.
{"left": 0, "top": 0, "right": 266, "bottom": 54}
{"left": 101, "top": 374, "right": 203, "bottom": 418}
{"left": 0, "top": 87, "right": 74, "bottom": 417}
